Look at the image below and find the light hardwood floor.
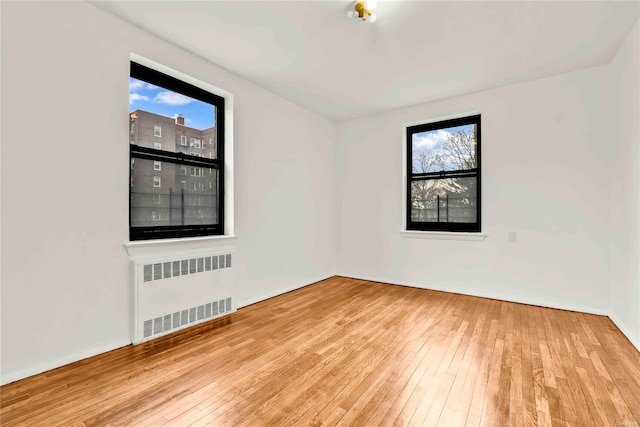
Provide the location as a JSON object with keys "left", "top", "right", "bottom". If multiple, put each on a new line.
{"left": 1, "top": 276, "right": 639, "bottom": 426}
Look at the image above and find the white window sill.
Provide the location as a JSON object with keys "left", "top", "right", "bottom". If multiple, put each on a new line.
{"left": 400, "top": 230, "right": 487, "bottom": 242}
{"left": 125, "top": 235, "right": 237, "bottom": 261}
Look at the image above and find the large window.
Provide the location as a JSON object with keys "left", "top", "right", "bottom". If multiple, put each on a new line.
{"left": 129, "top": 62, "right": 225, "bottom": 240}
{"left": 406, "top": 114, "right": 481, "bottom": 232}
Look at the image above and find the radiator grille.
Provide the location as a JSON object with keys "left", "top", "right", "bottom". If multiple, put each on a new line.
{"left": 143, "top": 254, "right": 232, "bottom": 282}
{"left": 142, "top": 297, "right": 234, "bottom": 339}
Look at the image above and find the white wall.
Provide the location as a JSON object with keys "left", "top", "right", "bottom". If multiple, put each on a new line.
{"left": 609, "top": 20, "right": 640, "bottom": 350}
{"left": 336, "top": 65, "right": 613, "bottom": 315}
{"left": 0, "top": 1, "right": 336, "bottom": 384}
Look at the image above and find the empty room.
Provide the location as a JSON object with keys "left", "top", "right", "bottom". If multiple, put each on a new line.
{"left": 1, "top": 1, "right": 639, "bottom": 426}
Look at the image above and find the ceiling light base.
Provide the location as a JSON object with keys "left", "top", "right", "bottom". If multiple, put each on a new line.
{"left": 348, "top": 0, "right": 377, "bottom": 23}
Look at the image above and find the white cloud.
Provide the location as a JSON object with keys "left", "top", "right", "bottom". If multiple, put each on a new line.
{"left": 129, "top": 79, "right": 157, "bottom": 91}
{"left": 153, "top": 92, "right": 192, "bottom": 106}
{"left": 129, "top": 93, "right": 149, "bottom": 104}
{"left": 413, "top": 129, "right": 450, "bottom": 150}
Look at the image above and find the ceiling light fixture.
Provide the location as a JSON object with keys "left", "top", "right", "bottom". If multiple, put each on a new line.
{"left": 348, "top": 0, "right": 378, "bottom": 23}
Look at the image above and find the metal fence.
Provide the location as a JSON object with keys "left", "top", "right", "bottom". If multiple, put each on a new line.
{"left": 131, "top": 189, "right": 217, "bottom": 227}
{"left": 411, "top": 196, "right": 477, "bottom": 223}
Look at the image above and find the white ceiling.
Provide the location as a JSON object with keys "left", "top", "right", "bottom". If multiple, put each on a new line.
{"left": 94, "top": 0, "right": 639, "bottom": 122}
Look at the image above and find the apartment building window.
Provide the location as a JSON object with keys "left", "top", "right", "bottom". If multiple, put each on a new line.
{"left": 191, "top": 137, "right": 201, "bottom": 149}
{"left": 129, "top": 61, "right": 225, "bottom": 240}
{"left": 406, "top": 114, "right": 481, "bottom": 232}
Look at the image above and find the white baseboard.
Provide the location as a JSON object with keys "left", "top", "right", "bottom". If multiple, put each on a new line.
{"left": 608, "top": 312, "right": 640, "bottom": 352}
{"left": 0, "top": 339, "right": 131, "bottom": 386}
{"left": 237, "top": 275, "right": 332, "bottom": 309}
{"left": 338, "top": 273, "right": 611, "bottom": 316}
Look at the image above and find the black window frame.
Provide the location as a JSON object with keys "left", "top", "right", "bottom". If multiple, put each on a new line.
{"left": 406, "top": 114, "right": 481, "bottom": 233}
{"left": 129, "top": 62, "right": 225, "bottom": 241}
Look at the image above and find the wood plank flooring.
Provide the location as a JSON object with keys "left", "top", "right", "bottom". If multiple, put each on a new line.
{"left": 1, "top": 276, "right": 639, "bottom": 426}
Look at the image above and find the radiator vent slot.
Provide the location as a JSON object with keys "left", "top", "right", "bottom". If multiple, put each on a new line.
{"left": 142, "top": 297, "right": 234, "bottom": 339}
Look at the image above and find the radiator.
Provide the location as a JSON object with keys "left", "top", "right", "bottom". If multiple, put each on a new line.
{"left": 132, "top": 251, "right": 235, "bottom": 344}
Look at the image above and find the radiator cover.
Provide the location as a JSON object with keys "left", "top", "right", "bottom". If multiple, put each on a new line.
{"left": 132, "top": 252, "right": 235, "bottom": 344}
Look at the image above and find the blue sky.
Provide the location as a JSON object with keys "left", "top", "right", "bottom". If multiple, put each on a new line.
{"left": 129, "top": 78, "right": 216, "bottom": 130}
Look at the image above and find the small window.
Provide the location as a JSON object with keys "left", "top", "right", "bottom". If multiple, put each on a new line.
{"left": 154, "top": 142, "right": 161, "bottom": 150}
{"left": 181, "top": 180, "right": 187, "bottom": 190}
{"left": 180, "top": 135, "right": 187, "bottom": 146}
{"left": 190, "top": 137, "right": 201, "bottom": 149}
{"left": 406, "top": 114, "right": 481, "bottom": 232}
{"left": 189, "top": 167, "right": 203, "bottom": 177}
{"left": 153, "top": 176, "right": 161, "bottom": 187}
{"left": 180, "top": 165, "right": 187, "bottom": 175}
{"left": 154, "top": 161, "right": 161, "bottom": 171}
{"left": 154, "top": 125, "right": 162, "bottom": 137}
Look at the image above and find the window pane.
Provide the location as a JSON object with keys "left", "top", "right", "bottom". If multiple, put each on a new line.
{"left": 410, "top": 177, "right": 477, "bottom": 223}
{"left": 131, "top": 159, "right": 219, "bottom": 227}
{"left": 412, "top": 124, "right": 477, "bottom": 173}
{"left": 129, "top": 77, "right": 216, "bottom": 157}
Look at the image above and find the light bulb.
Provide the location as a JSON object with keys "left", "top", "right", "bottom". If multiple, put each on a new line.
{"left": 368, "top": 13, "right": 377, "bottom": 23}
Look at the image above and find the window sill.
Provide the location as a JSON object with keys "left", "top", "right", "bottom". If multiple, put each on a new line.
{"left": 400, "top": 230, "right": 487, "bottom": 242}
{"left": 125, "top": 235, "right": 237, "bottom": 261}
